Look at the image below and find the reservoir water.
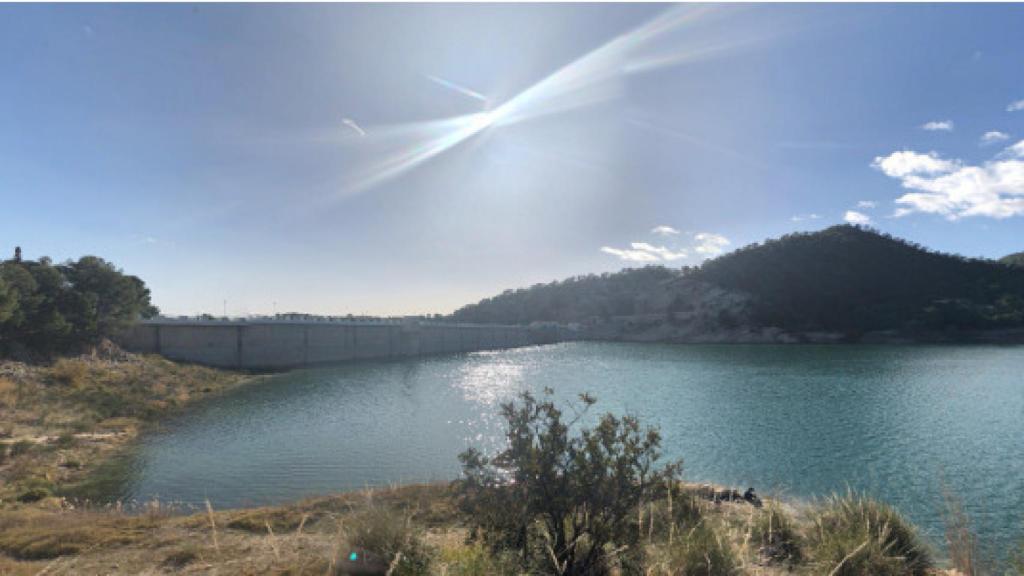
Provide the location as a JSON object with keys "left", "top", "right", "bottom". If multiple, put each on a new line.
{"left": 115, "top": 342, "right": 1023, "bottom": 554}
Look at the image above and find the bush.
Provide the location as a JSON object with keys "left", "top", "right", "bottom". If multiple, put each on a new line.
{"left": 50, "top": 358, "right": 88, "bottom": 387}
{"left": 805, "top": 491, "right": 931, "bottom": 576}
{"left": 162, "top": 548, "right": 198, "bottom": 568}
{"left": 344, "top": 507, "right": 433, "bottom": 576}
{"left": 55, "top": 431, "right": 77, "bottom": 448}
{"left": 17, "top": 486, "right": 52, "bottom": 503}
{"left": 9, "top": 439, "right": 33, "bottom": 457}
{"left": 457, "top": 390, "right": 682, "bottom": 575}
{"left": 440, "top": 542, "right": 519, "bottom": 576}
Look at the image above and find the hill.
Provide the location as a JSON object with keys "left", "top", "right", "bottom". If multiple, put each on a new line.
{"left": 451, "top": 225, "right": 1024, "bottom": 341}
{"left": 1001, "top": 251, "right": 1024, "bottom": 268}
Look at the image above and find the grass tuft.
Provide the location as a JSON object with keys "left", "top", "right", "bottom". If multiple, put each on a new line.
{"left": 342, "top": 506, "right": 434, "bottom": 576}
{"left": 805, "top": 491, "right": 932, "bottom": 576}
{"left": 660, "top": 520, "right": 739, "bottom": 575}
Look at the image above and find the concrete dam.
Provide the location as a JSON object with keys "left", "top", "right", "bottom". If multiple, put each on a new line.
{"left": 118, "top": 319, "right": 571, "bottom": 370}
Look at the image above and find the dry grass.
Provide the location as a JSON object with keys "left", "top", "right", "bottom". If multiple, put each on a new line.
{"left": 0, "top": 481, "right": 995, "bottom": 575}
{"left": 0, "top": 352, "right": 250, "bottom": 503}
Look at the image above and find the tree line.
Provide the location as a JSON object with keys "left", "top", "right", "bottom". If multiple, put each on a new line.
{"left": 0, "top": 247, "right": 157, "bottom": 359}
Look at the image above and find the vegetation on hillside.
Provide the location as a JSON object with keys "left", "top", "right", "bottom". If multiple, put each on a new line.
{"left": 452, "top": 226, "right": 1024, "bottom": 337}
{"left": 452, "top": 266, "right": 682, "bottom": 325}
{"left": 697, "top": 225, "right": 1024, "bottom": 334}
{"left": 1001, "top": 252, "right": 1024, "bottom": 269}
{"left": 0, "top": 247, "right": 157, "bottom": 359}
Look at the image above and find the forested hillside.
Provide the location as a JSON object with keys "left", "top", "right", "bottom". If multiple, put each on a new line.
{"left": 452, "top": 226, "right": 1024, "bottom": 338}
{"left": 451, "top": 266, "right": 684, "bottom": 324}
{"left": 1001, "top": 251, "right": 1024, "bottom": 268}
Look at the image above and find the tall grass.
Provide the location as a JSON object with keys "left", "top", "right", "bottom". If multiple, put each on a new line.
{"left": 0, "top": 376, "right": 18, "bottom": 408}
{"left": 749, "top": 502, "right": 801, "bottom": 564}
{"left": 805, "top": 491, "right": 932, "bottom": 576}
{"left": 942, "top": 488, "right": 982, "bottom": 575}
{"left": 657, "top": 520, "right": 739, "bottom": 576}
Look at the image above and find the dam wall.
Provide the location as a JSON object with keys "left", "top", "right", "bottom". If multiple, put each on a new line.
{"left": 117, "top": 319, "right": 564, "bottom": 370}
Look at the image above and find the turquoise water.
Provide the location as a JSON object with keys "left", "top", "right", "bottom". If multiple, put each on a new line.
{"left": 118, "top": 342, "right": 1024, "bottom": 554}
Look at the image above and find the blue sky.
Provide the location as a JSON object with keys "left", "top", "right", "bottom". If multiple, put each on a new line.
{"left": 3, "top": 3, "right": 1024, "bottom": 316}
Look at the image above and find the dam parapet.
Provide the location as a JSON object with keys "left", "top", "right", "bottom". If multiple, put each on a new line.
{"left": 117, "top": 318, "right": 573, "bottom": 370}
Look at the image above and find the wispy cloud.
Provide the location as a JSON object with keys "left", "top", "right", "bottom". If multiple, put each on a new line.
{"left": 856, "top": 200, "right": 877, "bottom": 209}
{"left": 981, "top": 131, "right": 1010, "bottom": 145}
{"left": 1007, "top": 99, "right": 1024, "bottom": 112}
{"left": 651, "top": 225, "right": 680, "bottom": 236}
{"left": 872, "top": 140, "right": 1024, "bottom": 220}
{"left": 790, "top": 213, "right": 821, "bottom": 222}
{"left": 600, "top": 246, "right": 661, "bottom": 263}
{"left": 631, "top": 242, "right": 689, "bottom": 261}
{"left": 693, "top": 232, "right": 730, "bottom": 256}
{"left": 341, "top": 118, "right": 366, "bottom": 137}
{"left": 843, "top": 210, "right": 871, "bottom": 225}
{"left": 600, "top": 242, "right": 688, "bottom": 263}
{"left": 922, "top": 120, "right": 954, "bottom": 132}
{"left": 601, "top": 231, "right": 730, "bottom": 263}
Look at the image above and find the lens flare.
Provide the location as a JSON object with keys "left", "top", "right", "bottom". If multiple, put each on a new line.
{"left": 332, "top": 4, "right": 753, "bottom": 199}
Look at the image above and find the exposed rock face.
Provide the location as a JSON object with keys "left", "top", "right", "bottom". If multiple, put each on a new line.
{"left": 580, "top": 277, "right": 802, "bottom": 343}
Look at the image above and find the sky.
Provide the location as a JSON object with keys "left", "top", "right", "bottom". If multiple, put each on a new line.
{"left": 2, "top": 3, "right": 1024, "bottom": 317}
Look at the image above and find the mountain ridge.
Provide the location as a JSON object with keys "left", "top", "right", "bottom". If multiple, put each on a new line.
{"left": 451, "top": 225, "right": 1024, "bottom": 342}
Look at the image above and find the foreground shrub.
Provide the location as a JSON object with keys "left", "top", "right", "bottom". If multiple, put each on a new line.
{"left": 457, "top": 390, "right": 682, "bottom": 575}
{"left": 345, "top": 507, "right": 433, "bottom": 576}
{"left": 805, "top": 491, "right": 931, "bottom": 576}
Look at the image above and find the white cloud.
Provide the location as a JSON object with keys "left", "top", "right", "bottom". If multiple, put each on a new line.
{"left": 872, "top": 140, "right": 1024, "bottom": 220}
{"left": 790, "top": 213, "right": 821, "bottom": 222}
{"left": 922, "top": 120, "right": 954, "bottom": 132}
{"left": 600, "top": 246, "right": 661, "bottom": 263}
{"left": 601, "top": 231, "right": 730, "bottom": 263}
{"left": 872, "top": 150, "right": 960, "bottom": 178}
{"left": 1002, "top": 140, "right": 1024, "bottom": 158}
{"left": 630, "top": 242, "right": 688, "bottom": 261}
{"left": 981, "top": 131, "right": 1010, "bottom": 145}
{"left": 650, "top": 225, "right": 680, "bottom": 236}
{"left": 1007, "top": 100, "right": 1024, "bottom": 112}
{"left": 856, "top": 200, "right": 877, "bottom": 209}
{"left": 844, "top": 210, "right": 871, "bottom": 225}
{"left": 693, "top": 232, "right": 730, "bottom": 256}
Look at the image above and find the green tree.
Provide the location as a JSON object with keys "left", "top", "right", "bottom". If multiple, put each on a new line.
{"left": 60, "top": 256, "right": 156, "bottom": 340}
{"left": 0, "top": 252, "right": 157, "bottom": 358}
{"left": 457, "top": 390, "right": 681, "bottom": 575}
